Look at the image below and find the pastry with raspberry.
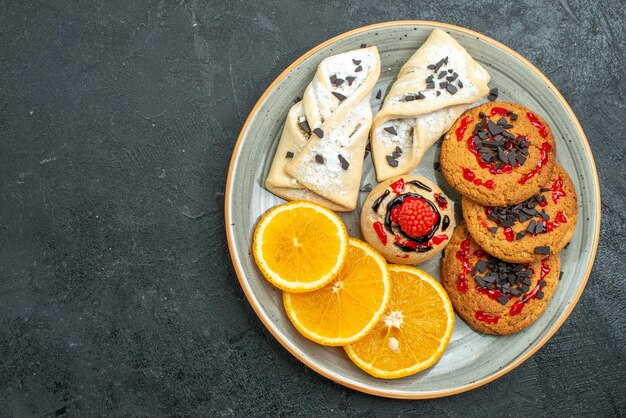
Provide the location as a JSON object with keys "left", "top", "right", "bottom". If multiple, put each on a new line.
{"left": 360, "top": 174, "right": 456, "bottom": 264}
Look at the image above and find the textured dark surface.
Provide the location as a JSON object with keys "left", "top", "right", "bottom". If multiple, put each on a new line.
{"left": 1, "top": 0, "right": 624, "bottom": 416}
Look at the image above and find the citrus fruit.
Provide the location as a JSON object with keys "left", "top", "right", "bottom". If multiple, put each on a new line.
{"left": 283, "top": 238, "right": 390, "bottom": 346}
{"left": 252, "top": 200, "right": 348, "bottom": 292}
{"left": 344, "top": 265, "right": 454, "bottom": 379}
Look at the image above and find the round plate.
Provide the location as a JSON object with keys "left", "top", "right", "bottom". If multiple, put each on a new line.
{"left": 225, "top": 21, "right": 600, "bottom": 398}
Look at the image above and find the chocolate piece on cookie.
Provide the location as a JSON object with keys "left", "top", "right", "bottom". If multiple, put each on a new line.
{"left": 441, "top": 102, "right": 557, "bottom": 207}
{"left": 441, "top": 222, "right": 560, "bottom": 335}
{"left": 462, "top": 164, "right": 578, "bottom": 263}
{"left": 360, "top": 175, "right": 455, "bottom": 265}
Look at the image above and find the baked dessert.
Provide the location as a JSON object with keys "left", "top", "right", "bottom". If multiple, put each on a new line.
{"left": 441, "top": 222, "right": 560, "bottom": 335}
{"left": 360, "top": 175, "right": 455, "bottom": 264}
{"left": 370, "top": 29, "right": 490, "bottom": 182}
{"left": 441, "top": 101, "right": 557, "bottom": 206}
{"left": 266, "top": 46, "right": 381, "bottom": 211}
{"left": 463, "top": 164, "right": 577, "bottom": 263}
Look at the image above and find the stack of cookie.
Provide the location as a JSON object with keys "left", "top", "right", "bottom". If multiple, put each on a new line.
{"left": 439, "top": 101, "right": 578, "bottom": 335}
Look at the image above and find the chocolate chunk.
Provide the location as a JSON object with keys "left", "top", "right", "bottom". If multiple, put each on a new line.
{"left": 457, "top": 80, "right": 463, "bottom": 88}
{"left": 534, "top": 245, "right": 551, "bottom": 255}
{"left": 329, "top": 74, "right": 337, "bottom": 84}
{"left": 312, "top": 128, "right": 324, "bottom": 138}
{"left": 488, "top": 87, "right": 499, "bottom": 101}
{"left": 436, "top": 91, "right": 441, "bottom": 96}
{"left": 488, "top": 120, "right": 504, "bottom": 135}
{"left": 334, "top": 78, "right": 345, "bottom": 87}
{"left": 298, "top": 120, "right": 311, "bottom": 134}
{"left": 427, "top": 64, "right": 436, "bottom": 70}
{"left": 315, "top": 154, "right": 325, "bottom": 164}
{"left": 439, "top": 81, "right": 448, "bottom": 89}
{"left": 354, "top": 65, "right": 363, "bottom": 72}
{"left": 417, "top": 92, "right": 425, "bottom": 99}
{"left": 510, "top": 113, "right": 518, "bottom": 121}
{"left": 498, "top": 295, "right": 509, "bottom": 305}
{"left": 352, "top": 59, "right": 361, "bottom": 65}
{"left": 489, "top": 226, "right": 498, "bottom": 233}
{"left": 338, "top": 154, "right": 349, "bottom": 170}
{"left": 332, "top": 92, "right": 347, "bottom": 101}
{"left": 346, "top": 76, "right": 356, "bottom": 86}
{"left": 360, "top": 43, "right": 367, "bottom": 48}
{"left": 433, "top": 162, "right": 441, "bottom": 171}
{"left": 438, "top": 70, "right": 447, "bottom": 79}
{"left": 536, "top": 290, "right": 545, "bottom": 299}
{"left": 376, "top": 89, "right": 382, "bottom": 99}
{"left": 384, "top": 126, "right": 397, "bottom": 135}
{"left": 285, "top": 151, "right": 294, "bottom": 159}
{"left": 426, "top": 75, "right": 434, "bottom": 83}
{"left": 360, "top": 183, "right": 372, "bottom": 192}
{"left": 386, "top": 155, "right": 399, "bottom": 167}
{"left": 394, "top": 146, "right": 403, "bottom": 156}
{"left": 516, "top": 231, "right": 526, "bottom": 240}
{"left": 426, "top": 81, "right": 435, "bottom": 89}
{"left": 446, "top": 84, "right": 458, "bottom": 94}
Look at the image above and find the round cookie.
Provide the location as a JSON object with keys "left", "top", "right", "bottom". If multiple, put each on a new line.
{"left": 441, "top": 101, "right": 557, "bottom": 206}
{"left": 360, "top": 175, "right": 455, "bottom": 265}
{"left": 463, "top": 164, "right": 577, "bottom": 263}
{"left": 441, "top": 222, "right": 560, "bottom": 335}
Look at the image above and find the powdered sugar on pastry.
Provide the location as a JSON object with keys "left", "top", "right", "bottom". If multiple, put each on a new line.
{"left": 371, "top": 29, "right": 490, "bottom": 181}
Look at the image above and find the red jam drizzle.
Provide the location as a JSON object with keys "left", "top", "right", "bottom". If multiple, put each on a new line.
{"left": 526, "top": 112, "right": 548, "bottom": 138}
{"left": 463, "top": 168, "right": 495, "bottom": 189}
{"left": 480, "top": 218, "right": 490, "bottom": 231}
{"left": 510, "top": 260, "right": 550, "bottom": 316}
{"left": 373, "top": 221, "right": 387, "bottom": 245}
{"left": 434, "top": 193, "right": 448, "bottom": 209}
{"left": 432, "top": 234, "right": 448, "bottom": 245}
{"left": 456, "top": 116, "right": 472, "bottom": 141}
{"left": 490, "top": 107, "right": 509, "bottom": 117}
{"left": 545, "top": 211, "right": 567, "bottom": 232}
{"left": 396, "top": 254, "right": 409, "bottom": 259}
{"left": 389, "top": 178, "right": 405, "bottom": 194}
{"left": 518, "top": 142, "right": 552, "bottom": 184}
{"left": 455, "top": 237, "right": 471, "bottom": 293}
{"left": 503, "top": 227, "right": 515, "bottom": 242}
{"left": 475, "top": 311, "right": 501, "bottom": 324}
{"left": 551, "top": 176, "right": 566, "bottom": 204}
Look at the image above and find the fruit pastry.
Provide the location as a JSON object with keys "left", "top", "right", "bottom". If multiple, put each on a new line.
{"left": 360, "top": 174, "right": 455, "bottom": 264}
{"left": 441, "top": 101, "right": 557, "bottom": 206}
{"left": 441, "top": 222, "right": 560, "bottom": 335}
{"left": 370, "top": 29, "right": 490, "bottom": 181}
{"left": 462, "top": 164, "right": 578, "bottom": 263}
{"left": 265, "top": 46, "right": 381, "bottom": 211}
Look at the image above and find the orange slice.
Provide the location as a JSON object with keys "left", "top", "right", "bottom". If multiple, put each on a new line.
{"left": 344, "top": 265, "right": 454, "bottom": 379}
{"left": 253, "top": 200, "right": 348, "bottom": 292}
{"left": 283, "top": 238, "right": 390, "bottom": 346}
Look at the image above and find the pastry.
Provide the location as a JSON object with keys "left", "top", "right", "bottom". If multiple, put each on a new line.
{"left": 463, "top": 164, "right": 577, "bottom": 263}
{"left": 370, "top": 29, "right": 490, "bottom": 182}
{"left": 441, "top": 101, "right": 557, "bottom": 206}
{"left": 360, "top": 175, "right": 455, "bottom": 264}
{"left": 266, "top": 46, "right": 381, "bottom": 211}
{"left": 441, "top": 222, "right": 560, "bottom": 335}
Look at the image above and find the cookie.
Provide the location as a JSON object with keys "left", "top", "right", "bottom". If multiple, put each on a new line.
{"left": 463, "top": 164, "right": 577, "bottom": 263}
{"left": 441, "top": 101, "right": 557, "bottom": 206}
{"left": 360, "top": 175, "right": 455, "bottom": 265}
{"left": 441, "top": 222, "right": 560, "bottom": 335}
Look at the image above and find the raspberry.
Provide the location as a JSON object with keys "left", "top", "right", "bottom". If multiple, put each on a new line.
{"left": 394, "top": 197, "right": 438, "bottom": 238}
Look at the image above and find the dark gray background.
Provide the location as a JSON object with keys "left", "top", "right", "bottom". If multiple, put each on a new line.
{"left": 1, "top": 0, "right": 624, "bottom": 416}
